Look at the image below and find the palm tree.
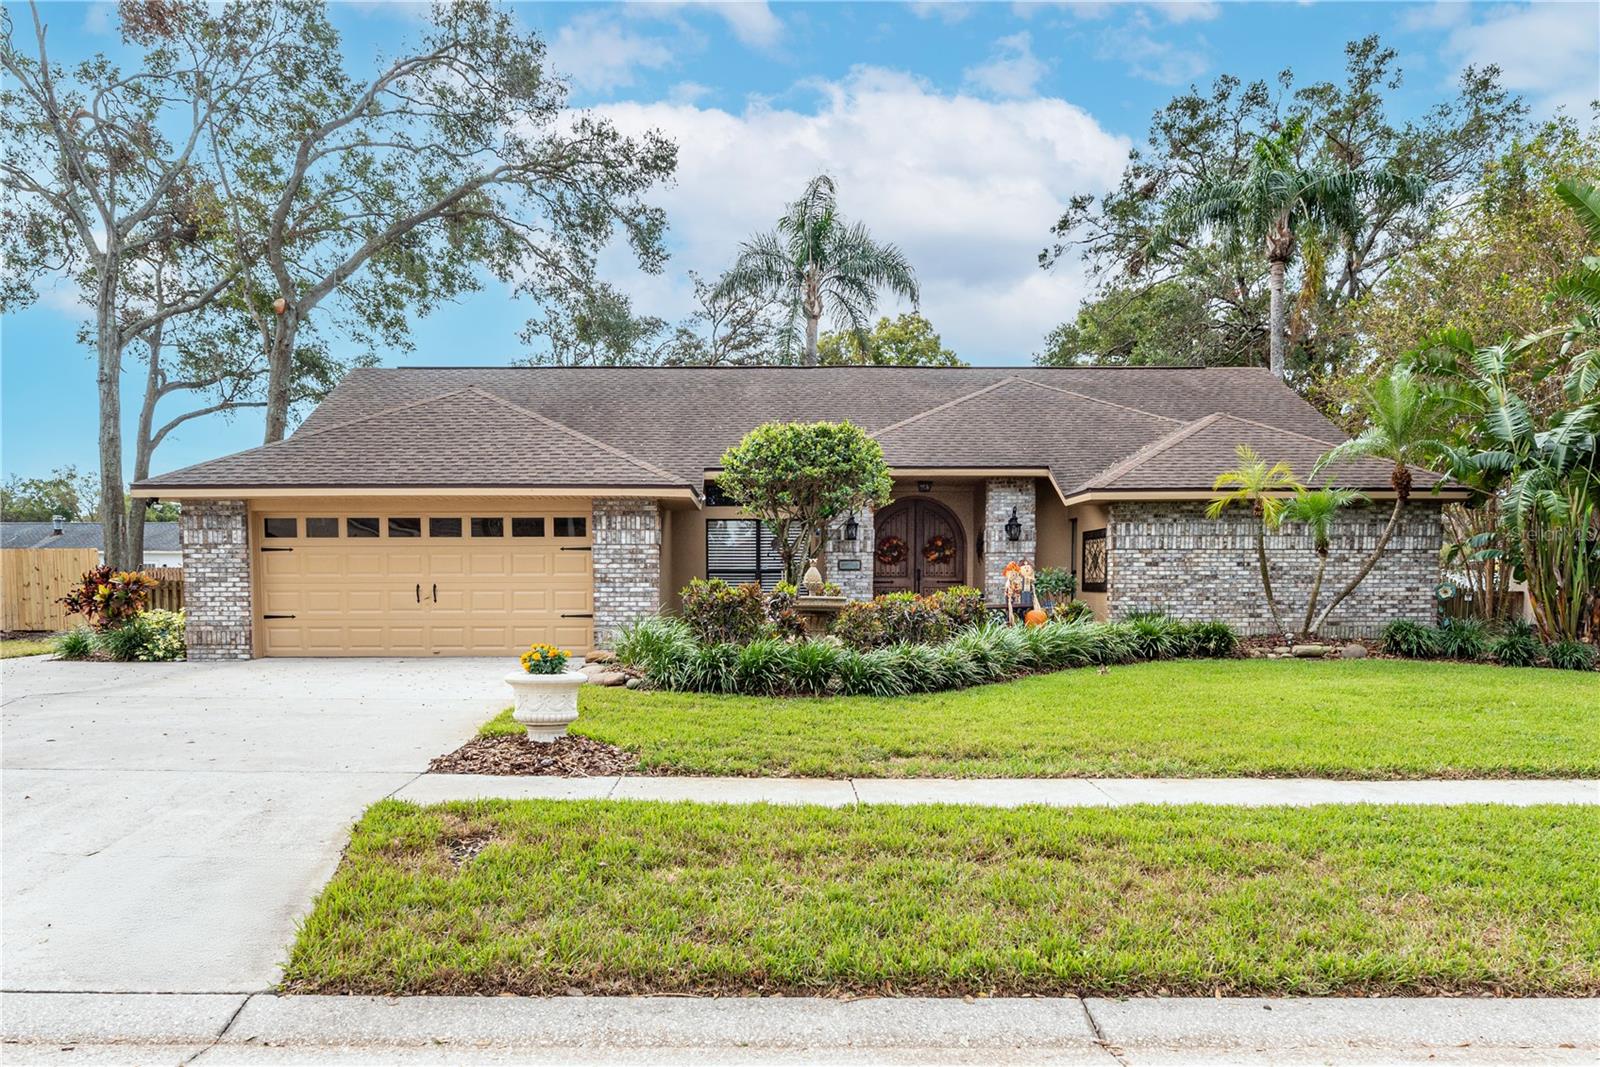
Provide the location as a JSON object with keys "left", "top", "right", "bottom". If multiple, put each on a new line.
{"left": 716, "top": 175, "right": 919, "bottom": 367}
{"left": 1309, "top": 364, "right": 1449, "bottom": 633}
{"left": 1206, "top": 444, "right": 1304, "bottom": 640}
{"left": 1282, "top": 487, "right": 1367, "bottom": 638}
{"left": 1148, "top": 118, "right": 1422, "bottom": 379}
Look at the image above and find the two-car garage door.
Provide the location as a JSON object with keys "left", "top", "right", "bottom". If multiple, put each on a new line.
{"left": 254, "top": 503, "right": 593, "bottom": 656}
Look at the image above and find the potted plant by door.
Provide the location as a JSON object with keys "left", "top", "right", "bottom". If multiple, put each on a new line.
{"left": 506, "top": 644, "right": 585, "bottom": 741}
{"left": 1033, "top": 567, "right": 1076, "bottom": 613}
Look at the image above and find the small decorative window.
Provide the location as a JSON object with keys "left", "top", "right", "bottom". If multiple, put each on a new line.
{"left": 1080, "top": 528, "right": 1108, "bottom": 593}
{"left": 512, "top": 517, "right": 546, "bottom": 537}
{"left": 263, "top": 517, "right": 297, "bottom": 539}
{"left": 429, "top": 517, "right": 463, "bottom": 537}
{"left": 305, "top": 517, "right": 339, "bottom": 538}
{"left": 703, "top": 480, "right": 737, "bottom": 507}
{"left": 347, "top": 517, "right": 380, "bottom": 538}
{"left": 471, "top": 517, "right": 504, "bottom": 538}
{"left": 554, "top": 517, "right": 587, "bottom": 538}
{"left": 388, "top": 517, "right": 421, "bottom": 538}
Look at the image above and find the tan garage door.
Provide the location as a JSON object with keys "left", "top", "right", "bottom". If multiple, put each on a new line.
{"left": 254, "top": 505, "right": 593, "bottom": 656}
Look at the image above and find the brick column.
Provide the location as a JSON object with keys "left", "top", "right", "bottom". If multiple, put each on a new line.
{"left": 179, "top": 499, "right": 252, "bottom": 660}
{"left": 823, "top": 508, "right": 874, "bottom": 601}
{"left": 592, "top": 497, "right": 662, "bottom": 649}
{"left": 982, "top": 478, "right": 1036, "bottom": 605}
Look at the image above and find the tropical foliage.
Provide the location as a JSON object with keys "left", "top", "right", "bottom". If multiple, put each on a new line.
{"left": 1205, "top": 445, "right": 1303, "bottom": 638}
{"left": 59, "top": 567, "right": 161, "bottom": 631}
{"left": 716, "top": 175, "right": 919, "bottom": 367}
{"left": 1281, "top": 487, "right": 1366, "bottom": 636}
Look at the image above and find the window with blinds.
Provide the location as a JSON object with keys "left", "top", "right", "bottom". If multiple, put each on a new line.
{"left": 706, "top": 519, "right": 792, "bottom": 590}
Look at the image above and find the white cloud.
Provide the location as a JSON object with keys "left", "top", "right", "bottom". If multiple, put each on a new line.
{"left": 81, "top": 3, "right": 114, "bottom": 34}
{"left": 907, "top": 1, "right": 976, "bottom": 24}
{"left": 547, "top": 13, "right": 675, "bottom": 93}
{"left": 1438, "top": 2, "right": 1599, "bottom": 116}
{"left": 1100, "top": 27, "right": 1210, "bottom": 85}
{"left": 963, "top": 32, "right": 1049, "bottom": 98}
{"left": 668, "top": 81, "right": 715, "bottom": 104}
{"left": 1147, "top": 1, "right": 1220, "bottom": 24}
{"left": 1013, "top": 1, "right": 1217, "bottom": 21}
{"left": 588, "top": 67, "right": 1133, "bottom": 363}
{"left": 627, "top": 1, "right": 784, "bottom": 49}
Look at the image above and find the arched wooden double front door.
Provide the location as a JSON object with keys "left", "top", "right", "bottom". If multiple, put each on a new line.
{"left": 873, "top": 498, "right": 966, "bottom": 595}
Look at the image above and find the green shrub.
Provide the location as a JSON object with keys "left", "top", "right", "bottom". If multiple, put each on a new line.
{"left": 687, "top": 642, "right": 743, "bottom": 693}
{"left": 1381, "top": 620, "right": 1439, "bottom": 658}
{"left": 764, "top": 583, "right": 808, "bottom": 640}
{"left": 780, "top": 639, "right": 844, "bottom": 695}
{"left": 98, "top": 618, "right": 149, "bottom": 662}
{"left": 133, "top": 609, "right": 186, "bottom": 662}
{"left": 1182, "top": 620, "right": 1240, "bottom": 659}
{"left": 734, "top": 639, "right": 789, "bottom": 695}
{"left": 1033, "top": 567, "right": 1075, "bottom": 604}
{"left": 1050, "top": 600, "right": 1094, "bottom": 625}
{"left": 829, "top": 599, "right": 886, "bottom": 650}
{"left": 53, "top": 627, "right": 95, "bottom": 660}
{"left": 834, "top": 648, "right": 909, "bottom": 697}
{"left": 1488, "top": 622, "right": 1543, "bottom": 668}
{"left": 1125, "top": 613, "right": 1184, "bottom": 660}
{"left": 877, "top": 591, "right": 950, "bottom": 646}
{"left": 679, "top": 578, "right": 767, "bottom": 644}
{"left": 1546, "top": 640, "right": 1597, "bottom": 672}
{"left": 1435, "top": 618, "right": 1488, "bottom": 661}
{"left": 886, "top": 641, "right": 949, "bottom": 693}
{"left": 931, "top": 585, "right": 987, "bottom": 631}
{"left": 616, "top": 616, "right": 696, "bottom": 678}
{"left": 1088, "top": 623, "right": 1139, "bottom": 665}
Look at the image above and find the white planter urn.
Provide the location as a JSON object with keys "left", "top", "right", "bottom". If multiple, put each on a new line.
{"left": 505, "top": 671, "right": 586, "bottom": 742}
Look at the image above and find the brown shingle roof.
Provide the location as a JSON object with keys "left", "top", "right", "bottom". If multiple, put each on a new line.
{"left": 136, "top": 365, "right": 1441, "bottom": 496}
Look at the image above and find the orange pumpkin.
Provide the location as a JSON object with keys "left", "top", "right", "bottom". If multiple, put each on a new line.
{"left": 1024, "top": 607, "right": 1048, "bottom": 627}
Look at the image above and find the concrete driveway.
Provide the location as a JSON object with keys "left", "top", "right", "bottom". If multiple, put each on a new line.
{"left": 1, "top": 656, "right": 508, "bottom": 993}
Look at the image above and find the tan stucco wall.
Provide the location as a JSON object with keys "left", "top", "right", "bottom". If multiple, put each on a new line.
{"left": 1066, "top": 499, "right": 1111, "bottom": 620}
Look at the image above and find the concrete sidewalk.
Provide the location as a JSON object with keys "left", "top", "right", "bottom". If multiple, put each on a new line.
{"left": 395, "top": 772, "right": 1600, "bottom": 807}
{"left": 3, "top": 992, "right": 1595, "bottom": 1064}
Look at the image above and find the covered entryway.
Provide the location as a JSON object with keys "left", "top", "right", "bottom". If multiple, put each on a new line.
{"left": 253, "top": 502, "right": 593, "bottom": 655}
{"left": 874, "top": 498, "right": 967, "bottom": 595}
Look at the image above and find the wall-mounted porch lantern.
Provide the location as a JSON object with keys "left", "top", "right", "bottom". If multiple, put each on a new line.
{"left": 1005, "top": 507, "right": 1023, "bottom": 542}
{"left": 916, "top": 480, "right": 933, "bottom": 493}
{"left": 841, "top": 513, "right": 860, "bottom": 541}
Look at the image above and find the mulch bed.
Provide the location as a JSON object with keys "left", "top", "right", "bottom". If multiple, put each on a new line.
{"left": 428, "top": 733, "right": 640, "bottom": 777}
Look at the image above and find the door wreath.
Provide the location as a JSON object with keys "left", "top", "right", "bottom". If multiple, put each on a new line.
{"left": 875, "top": 534, "right": 908, "bottom": 566}
{"left": 922, "top": 534, "right": 956, "bottom": 563}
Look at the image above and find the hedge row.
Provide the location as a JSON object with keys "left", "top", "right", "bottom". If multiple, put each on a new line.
{"left": 616, "top": 614, "right": 1239, "bottom": 698}
{"left": 1381, "top": 619, "right": 1597, "bottom": 671}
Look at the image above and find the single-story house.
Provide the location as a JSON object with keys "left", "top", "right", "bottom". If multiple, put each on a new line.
{"left": 0, "top": 519, "right": 182, "bottom": 567}
{"left": 133, "top": 366, "right": 1464, "bottom": 660}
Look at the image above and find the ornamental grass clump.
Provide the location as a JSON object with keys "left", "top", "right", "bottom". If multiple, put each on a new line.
{"left": 1488, "top": 622, "right": 1543, "bottom": 668}
{"left": 1546, "top": 640, "right": 1597, "bottom": 672}
{"left": 52, "top": 627, "right": 95, "bottom": 660}
{"left": 1381, "top": 619, "right": 1440, "bottom": 659}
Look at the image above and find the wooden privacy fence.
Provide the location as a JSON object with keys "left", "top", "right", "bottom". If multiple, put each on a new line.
{"left": 1, "top": 550, "right": 185, "bottom": 632}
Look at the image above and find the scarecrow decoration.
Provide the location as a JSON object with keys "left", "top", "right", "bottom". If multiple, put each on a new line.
{"left": 1002, "top": 560, "right": 1035, "bottom": 623}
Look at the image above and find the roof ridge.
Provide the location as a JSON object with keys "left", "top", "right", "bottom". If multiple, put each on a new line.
{"left": 1207, "top": 410, "right": 1347, "bottom": 448}
{"left": 461, "top": 386, "right": 690, "bottom": 487}
{"left": 1070, "top": 413, "right": 1227, "bottom": 494}
{"left": 868, "top": 377, "right": 1027, "bottom": 437}
{"left": 1012, "top": 376, "right": 1185, "bottom": 424}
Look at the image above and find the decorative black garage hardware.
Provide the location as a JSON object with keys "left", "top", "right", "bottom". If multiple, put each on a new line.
{"left": 262, "top": 613, "right": 296, "bottom": 620}
{"left": 560, "top": 545, "right": 592, "bottom": 552}
{"left": 560, "top": 612, "right": 594, "bottom": 619}
{"left": 260, "top": 546, "right": 292, "bottom": 552}
{"left": 432, "top": 583, "right": 437, "bottom": 602}
{"left": 415, "top": 583, "right": 421, "bottom": 603}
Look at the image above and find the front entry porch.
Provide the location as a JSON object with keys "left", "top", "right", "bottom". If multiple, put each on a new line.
{"left": 873, "top": 497, "right": 968, "bottom": 596}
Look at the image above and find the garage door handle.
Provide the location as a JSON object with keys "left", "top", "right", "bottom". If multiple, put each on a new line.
{"left": 415, "top": 583, "right": 420, "bottom": 603}
{"left": 560, "top": 612, "right": 594, "bottom": 619}
{"left": 560, "top": 546, "right": 592, "bottom": 552}
{"left": 263, "top": 613, "right": 296, "bottom": 620}
{"left": 261, "top": 546, "right": 292, "bottom": 552}
{"left": 432, "top": 583, "right": 437, "bottom": 602}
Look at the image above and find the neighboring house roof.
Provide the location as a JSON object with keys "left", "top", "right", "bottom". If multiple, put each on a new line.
{"left": 0, "top": 522, "right": 180, "bottom": 553}
{"left": 133, "top": 366, "right": 1451, "bottom": 500}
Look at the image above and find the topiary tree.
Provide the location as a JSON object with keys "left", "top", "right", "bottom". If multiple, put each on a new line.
{"left": 717, "top": 421, "right": 892, "bottom": 586}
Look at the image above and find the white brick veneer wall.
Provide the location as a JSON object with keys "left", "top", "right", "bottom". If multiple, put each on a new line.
{"left": 1108, "top": 499, "right": 1443, "bottom": 635}
{"left": 823, "top": 509, "right": 874, "bottom": 600}
{"left": 179, "top": 499, "right": 253, "bottom": 660}
{"left": 982, "top": 478, "right": 1036, "bottom": 604}
{"left": 592, "top": 497, "right": 662, "bottom": 648}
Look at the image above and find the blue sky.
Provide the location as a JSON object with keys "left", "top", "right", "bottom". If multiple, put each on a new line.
{"left": 3, "top": 0, "right": 1597, "bottom": 483}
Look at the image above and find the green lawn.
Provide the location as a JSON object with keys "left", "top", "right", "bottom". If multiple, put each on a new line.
{"left": 483, "top": 659, "right": 1600, "bottom": 779}
{"left": 283, "top": 799, "right": 1600, "bottom": 997}
{"left": 0, "top": 636, "right": 54, "bottom": 659}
